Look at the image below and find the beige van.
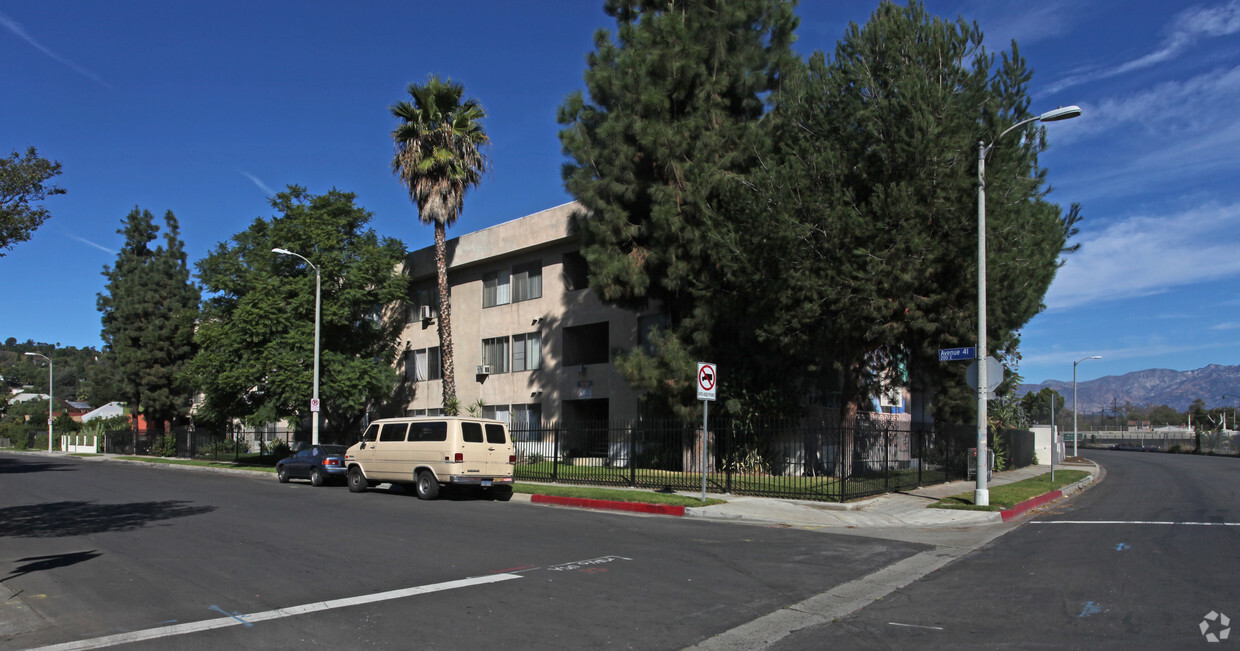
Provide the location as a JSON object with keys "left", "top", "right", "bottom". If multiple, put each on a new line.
{"left": 344, "top": 417, "right": 515, "bottom": 500}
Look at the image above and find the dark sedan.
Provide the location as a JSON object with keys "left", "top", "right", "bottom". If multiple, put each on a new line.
{"left": 276, "top": 444, "right": 349, "bottom": 486}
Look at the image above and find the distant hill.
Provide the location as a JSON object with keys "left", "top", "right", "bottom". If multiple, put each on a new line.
{"left": 1017, "top": 364, "right": 1240, "bottom": 413}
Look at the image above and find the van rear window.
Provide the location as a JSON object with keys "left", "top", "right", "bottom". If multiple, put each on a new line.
{"left": 485, "top": 424, "right": 507, "bottom": 444}
{"left": 461, "top": 422, "right": 484, "bottom": 443}
{"left": 409, "top": 422, "right": 447, "bottom": 442}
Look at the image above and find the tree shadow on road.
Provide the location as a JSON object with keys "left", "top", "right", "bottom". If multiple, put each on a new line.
{"left": 0, "top": 457, "right": 77, "bottom": 474}
{"left": 0, "top": 501, "right": 216, "bottom": 538}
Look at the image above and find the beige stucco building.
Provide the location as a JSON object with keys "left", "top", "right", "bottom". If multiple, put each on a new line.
{"left": 397, "top": 202, "right": 650, "bottom": 427}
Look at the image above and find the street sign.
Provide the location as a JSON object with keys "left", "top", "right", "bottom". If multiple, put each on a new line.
{"left": 939, "top": 347, "right": 976, "bottom": 362}
{"left": 966, "top": 356, "right": 1003, "bottom": 398}
{"left": 310, "top": 398, "right": 320, "bottom": 413}
{"left": 697, "top": 363, "right": 717, "bottom": 401}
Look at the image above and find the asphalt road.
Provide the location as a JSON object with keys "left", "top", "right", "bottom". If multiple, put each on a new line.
{"left": 0, "top": 453, "right": 935, "bottom": 650}
{"left": 772, "top": 449, "right": 1240, "bottom": 649}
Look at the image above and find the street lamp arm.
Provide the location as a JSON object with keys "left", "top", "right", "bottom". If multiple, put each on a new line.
{"left": 982, "top": 106, "right": 1083, "bottom": 159}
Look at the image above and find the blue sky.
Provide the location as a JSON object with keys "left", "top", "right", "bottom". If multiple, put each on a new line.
{"left": 2, "top": 1, "right": 1238, "bottom": 389}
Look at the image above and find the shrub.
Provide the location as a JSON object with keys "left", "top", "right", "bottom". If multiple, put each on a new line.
{"left": 155, "top": 434, "right": 177, "bottom": 457}
{"left": 267, "top": 440, "right": 290, "bottom": 461}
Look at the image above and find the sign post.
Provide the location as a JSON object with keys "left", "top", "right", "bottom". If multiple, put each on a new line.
{"left": 697, "top": 363, "right": 717, "bottom": 502}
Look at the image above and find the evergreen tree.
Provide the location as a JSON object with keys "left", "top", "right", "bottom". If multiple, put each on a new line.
{"left": 747, "top": 1, "right": 1079, "bottom": 421}
{"left": 98, "top": 208, "right": 200, "bottom": 438}
{"left": 189, "top": 186, "right": 407, "bottom": 439}
{"left": 559, "top": 0, "right": 800, "bottom": 418}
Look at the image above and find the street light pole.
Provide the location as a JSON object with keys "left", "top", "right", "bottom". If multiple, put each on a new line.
{"left": 1073, "top": 355, "right": 1102, "bottom": 457}
{"left": 24, "top": 352, "right": 53, "bottom": 452}
{"left": 272, "top": 248, "right": 322, "bottom": 446}
{"left": 974, "top": 105, "right": 1081, "bottom": 506}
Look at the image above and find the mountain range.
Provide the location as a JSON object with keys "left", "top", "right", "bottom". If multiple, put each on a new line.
{"left": 1017, "top": 364, "right": 1240, "bottom": 413}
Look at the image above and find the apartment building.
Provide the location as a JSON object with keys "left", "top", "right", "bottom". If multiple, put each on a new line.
{"left": 397, "top": 202, "right": 647, "bottom": 427}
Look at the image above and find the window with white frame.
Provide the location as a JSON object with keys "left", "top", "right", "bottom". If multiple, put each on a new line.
{"left": 511, "top": 332, "right": 542, "bottom": 372}
{"left": 481, "top": 337, "right": 510, "bottom": 373}
{"left": 408, "top": 286, "right": 438, "bottom": 321}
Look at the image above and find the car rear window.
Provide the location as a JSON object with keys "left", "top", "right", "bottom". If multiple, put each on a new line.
{"left": 322, "top": 445, "right": 347, "bottom": 455}
{"left": 409, "top": 421, "right": 447, "bottom": 442}
{"left": 485, "top": 424, "right": 507, "bottom": 444}
{"left": 379, "top": 423, "right": 409, "bottom": 442}
{"left": 461, "top": 422, "right": 484, "bottom": 443}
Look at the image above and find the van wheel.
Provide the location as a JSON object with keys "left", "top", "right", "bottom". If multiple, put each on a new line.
{"left": 415, "top": 471, "right": 440, "bottom": 500}
{"left": 311, "top": 468, "right": 325, "bottom": 487}
{"left": 492, "top": 486, "right": 513, "bottom": 502}
{"left": 347, "top": 466, "right": 368, "bottom": 493}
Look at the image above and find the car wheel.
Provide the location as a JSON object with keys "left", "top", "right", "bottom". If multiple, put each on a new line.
{"left": 311, "top": 468, "right": 325, "bottom": 487}
{"left": 347, "top": 466, "right": 368, "bottom": 493}
{"left": 415, "top": 471, "right": 440, "bottom": 500}
{"left": 277, "top": 466, "right": 289, "bottom": 483}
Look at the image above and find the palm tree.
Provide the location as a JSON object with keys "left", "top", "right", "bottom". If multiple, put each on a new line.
{"left": 390, "top": 75, "right": 489, "bottom": 413}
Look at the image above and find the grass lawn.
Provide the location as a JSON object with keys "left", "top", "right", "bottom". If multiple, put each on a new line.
{"left": 932, "top": 469, "right": 1090, "bottom": 511}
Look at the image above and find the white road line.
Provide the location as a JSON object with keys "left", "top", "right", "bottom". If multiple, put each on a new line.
{"left": 34, "top": 573, "right": 523, "bottom": 650}
{"left": 1032, "top": 521, "right": 1240, "bottom": 526}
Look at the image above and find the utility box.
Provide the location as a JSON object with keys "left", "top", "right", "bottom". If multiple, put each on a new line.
{"left": 967, "top": 447, "right": 994, "bottom": 481}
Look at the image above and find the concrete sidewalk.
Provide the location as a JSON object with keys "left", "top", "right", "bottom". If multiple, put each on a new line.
{"left": 679, "top": 460, "right": 1100, "bottom": 528}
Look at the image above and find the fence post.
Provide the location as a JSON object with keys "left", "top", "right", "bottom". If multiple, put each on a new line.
{"left": 628, "top": 420, "right": 636, "bottom": 487}
{"left": 551, "top": 423, "right": 559, "bottom": 482}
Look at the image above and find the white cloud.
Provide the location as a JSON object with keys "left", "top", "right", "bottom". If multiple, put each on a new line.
{"left": 238, "top": 170, "right": 275, "bottom": 196}
{"left": 1211, "top": 321, "right": 1240, "bottom": 330}
{"left": 1045, "top": 202, "right": 1240, "bottom": 309}
{"left": 1044, "top": 0, "right": 1240, "bottom": 95}
{"left": 1019, "top": 339, "right": 1237, "bottom": 371}
{"left": 0, "top": 10, "right": 111, "bottom": 89}
{"left": 59, "top": 230, "right": 115, "bottom": 255}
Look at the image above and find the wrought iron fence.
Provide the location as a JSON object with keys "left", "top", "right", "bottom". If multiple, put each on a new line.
{"left": 512, "top": 415, "right": 980, "bottom": 502}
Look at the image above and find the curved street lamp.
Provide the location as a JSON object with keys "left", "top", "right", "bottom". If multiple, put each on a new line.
{"left": 1073, "top": 355, "right": 1102, "bottom": 457}
{"left": 24, "top": 352, "right": 53, "bottom": 452}
{"left": 272, "top": 248, "right": 322, "bottom": 446}
{"left": 974, "top": 105, "right": 1082, "bottom": 506}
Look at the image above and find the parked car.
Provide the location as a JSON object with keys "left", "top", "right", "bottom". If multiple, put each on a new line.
{"left": 276, "top": 444, "right": 349, "bottom": 486}
{"left": 344, "top": 417, "right": 515, "bottom": 500}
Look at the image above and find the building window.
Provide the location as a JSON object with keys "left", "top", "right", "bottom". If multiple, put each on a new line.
{"left": 482, "top": 337, "right": 510, "bottom": 373}
{"left": 512, "top": 262, "right": 542, "bottom": 303}
{"left": 409, "top": 286, "right": 438, "bottom": 321}
{"left": 563, "top": 322, "right": 609, "bottom": 366}
{"left": 638, "top": 313, "right": 670, "bottom": 357}
{"left": 483, "top": 270, "right": 511, "bottom": 308}
{"left": 482, "top": 404, "right": 510, "bottom": 423}
{"left": 511, "top": 332, "right": 542, "bottom": 372}
{"left": 406, "top": 347, "right": 442, "bottom": 382}
{"left": 562, "top": 251, "right": 589, "bottom": 292}
{"left": 484, "top": 262, "right": 541, "bottom": 307}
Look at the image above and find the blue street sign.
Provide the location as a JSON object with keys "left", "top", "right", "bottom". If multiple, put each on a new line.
{"left": 939, "top": 347, "right": 976, "bottom": 362}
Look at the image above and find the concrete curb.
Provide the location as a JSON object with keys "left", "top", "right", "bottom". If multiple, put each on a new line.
{"left": 529, "top": 494, "right": 686, "bottom": 516}
{"left": 998, "top": 462, "right": 1101, "bottom": 522}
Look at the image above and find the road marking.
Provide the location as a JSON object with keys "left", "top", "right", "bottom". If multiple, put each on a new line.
{"left": 888, "top": 622, "right": 944, "bottom": 630}
{"left": 1033, "top": 521, "right": 1240, "bottom": 526}
{"left": 33, "top": 573, "right": 522, "bottom": 650}
{"left": 1079, "top": 602, "right": 1102, "bottom": 618}
{"left": 1115, "top": 543, "right": 1129, "bottom": 551}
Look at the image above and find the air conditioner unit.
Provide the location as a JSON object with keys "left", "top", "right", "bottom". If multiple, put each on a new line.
{"left": 419, "top": 305, "right": 432, "bottom": 321}
{"left": 476, "top": 365, "right": 491, "bottom": 375}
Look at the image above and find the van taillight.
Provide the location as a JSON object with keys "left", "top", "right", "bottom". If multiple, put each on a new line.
{"left": 454, "top": 453, "right": 464, "bottom": 463}
{"left": 508, "top": 454, "right": 516, "bottom": 463}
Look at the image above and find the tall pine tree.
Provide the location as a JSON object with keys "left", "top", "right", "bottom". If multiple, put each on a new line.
{"left": 98, "top": 208, "right": 200, "bottom": 441}
{"left": 559, "top": 0, "right": 800, "bottom": 418}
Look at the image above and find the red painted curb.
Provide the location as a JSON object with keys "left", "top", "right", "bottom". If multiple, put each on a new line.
{"left": 530, "top": 494, "right": 685, "bottom": 517}
{"left": 1001, "top": 490, "right": 1063, "bottom": 522}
